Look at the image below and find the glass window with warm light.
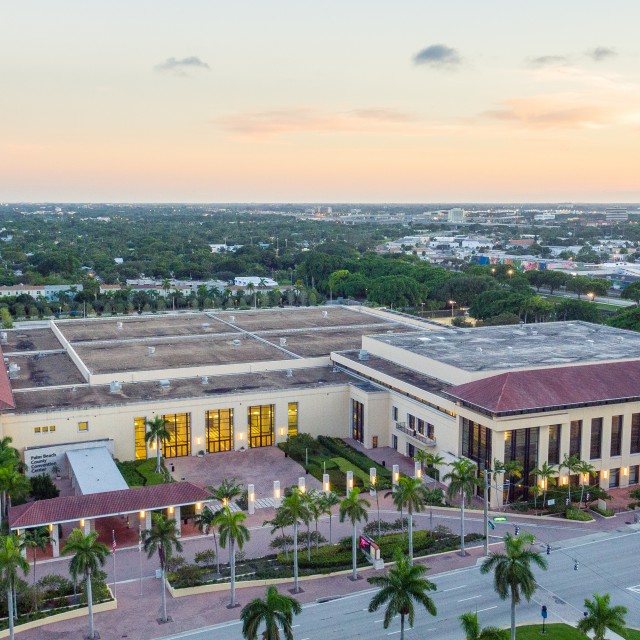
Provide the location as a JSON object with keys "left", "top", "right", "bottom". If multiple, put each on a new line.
{"left": 162, "top": 413, "right": 191, "bottom": 458}
{"left": 287, "top": 402, "right": 298, "bottom": 438}
{"left": 248, "top": 404, "right": 274, "bottom": 447}
{"left": 206, "top": 409, "right": 233, "bottom": 453}
{"left": 134, "top": 417, "right": 147, "bottom": 460}
{"left": 78, "top": 421, "right": 88, "bottom": 432}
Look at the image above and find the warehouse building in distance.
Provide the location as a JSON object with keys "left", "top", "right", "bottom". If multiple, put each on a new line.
{"left": 0, "top": 308, "right": 639, "bottom": 507}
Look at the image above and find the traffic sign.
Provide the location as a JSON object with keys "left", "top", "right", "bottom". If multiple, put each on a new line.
{"left": 487, "top": 520, "right": 495, "bottom": 530}
{"left": 493, "top": 516, "right": 507, "bottom": 521}
{"left": 541, "top": 606, "right": 548, "bottom": 619}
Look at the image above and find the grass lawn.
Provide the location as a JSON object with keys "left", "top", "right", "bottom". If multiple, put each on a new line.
{"left": 517, "top": 624, "right": 587, "bottom": 640}
{"left": 331, "top": 457, "right": 371, "bottom": 484}
{"left": 620, "top": 629, "right": 640, "bottom": 640}
{"left": 539, "top": 294, "right": 622, "bottom": 312}
{"left": 117, "top": 458, "right": 167, "bottom": 486}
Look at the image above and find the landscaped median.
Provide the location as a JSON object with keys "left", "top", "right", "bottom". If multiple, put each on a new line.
{"left": 0, "top": 587, "right": 116, "bottom": 638}
{"left": 516, "top": 623, "right": 640, "bottom": 640}
{"left": 166, "top": 526, "right": 483, "bottom": 597}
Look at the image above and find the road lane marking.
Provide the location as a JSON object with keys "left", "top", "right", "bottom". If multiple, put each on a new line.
{"left": 440, "top": 585, "right": 466, "bottom": 592}
{"left": 476, "top": 606, "right": 498, "bottom": 613}
{"left": 458, "top": 595, "right": 482, "bottom": 602}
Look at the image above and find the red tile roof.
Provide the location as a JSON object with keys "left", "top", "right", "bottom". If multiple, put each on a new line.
{"left": 446, "top": 360, "right": 640, "bottom": 414}
{"left": 9, "top": 481, "right": 212, "bottom": 530}
{"left": 0, "top": 347, "right": 15, "bottom": 410}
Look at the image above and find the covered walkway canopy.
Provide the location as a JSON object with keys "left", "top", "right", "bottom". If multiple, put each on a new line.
{"left": 66, "top": 446, "right": 128, "bottom": 495}
{"left": 8, "top": 481, "right": 212, "bottom": 556}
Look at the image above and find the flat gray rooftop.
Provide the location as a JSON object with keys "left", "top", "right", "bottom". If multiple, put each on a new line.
{"left": 367, "top": 321, "right": 640, "bottom": 372}
{"left": 66, "top": 447, "right": 128, "bottom": 495}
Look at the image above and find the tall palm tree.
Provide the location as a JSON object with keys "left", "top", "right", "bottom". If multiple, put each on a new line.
{"left": 425, "top": 452, "right": 446, "bottom": 485}
{"left": 339, "top": 488, "right": 370, "bottom": 581}
{"left": 144, "top": 416, "right": 171, "bottom": 474}
{"left": 480, "top": 532, "right": 548, "bottom": 640}
{"left": 23, "top": 527, "right": 50, "bottom": 611}
{"left": 531, "top": 462, "right": 557, "bottom": 509}
{"left": 216, "top": 506, "right": 250, "bottom": 607}
{"left": 0, "top": 534, "right": 29, "bottom": 640}
{"left": 62, "top": 529, "right": 110, "bottom": 640}
{"left": 318, "top": 491, "right": 340, "bottom": 544}
{"left": 443, "top": 458, "right": 480, "bottom": 556}
{"left": 459, "top": 611, "right": 509, "bottom": 640}
{"left": 502, "top": 460, "right": 524, "bottom": 506}
{"left": 577, "top": 593, "right": 628, "bottom": 640}
{"left": 0, "top": 468, "right": 30, "bottom": 527}
{"left": 278, "top": 488, "right": 309, "bottom": 593}
{"left": 369, "top": 478, "right": 391, "bottom": 538}
{"left": 142, "top": 513, "right": 183, "bottom": 623}
{"left": 575, "top": 460, "right": 597, "bottom": 509}
{"left": 306, "top": 490, "right": 323, "bottom": 553}
{"left": 390, "top": 477, "right": 428, "bottom": 565}
{"left": 367, "top": 550, "right": 437, "bottom": 640}
{"left": 240, "top": 586, "right": 302, "bottom": 640}
{"left": 263, "top": 509, "right": 294, "bottom": 561}
{"left": 195, "top": 505, "right": 223, "bottom": 575}
{"left": 560, "top": 454, "right": 581, "bottom": 502}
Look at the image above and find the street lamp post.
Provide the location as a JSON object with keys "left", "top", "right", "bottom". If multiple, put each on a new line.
{"left": 449, "top": 300, "right": 456, "bottom": 318}
{"left": 507, "top": 268, "right": 514, "bottom": 280}
{"left": 587, "top": 292, "right": 594, "bottom": 302}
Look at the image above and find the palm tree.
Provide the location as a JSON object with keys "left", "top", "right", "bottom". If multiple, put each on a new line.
{"left": 390, "top": 477, "right": 428, "bottom": 565}
{"left": 560, "top": 454, "right": 581, "bottom": 502}
{"left": 216, "top": 506, "right": 250, "bottom": 607}
{"left": 278, "top": 488, "right": 309, "bottom": 593}
{"left": 502, "top": 460, "right": 524, "bottom": 506}
{"left": 575, "top": 460, "right": 597, "bottom": 509}
{"left": 306, "top": 490, "right": 323, "bottom": 553}
{"left": 339, "top": 488, "right": 370, "bottom": 581}
{"left": 240, "top": 586, "right": 302, "bottom": 640}
{"left": 263, "top": 509, "right": 294, "bottom": 561}
{"left": 195, "top": 506, "right": 223, "bottom": 575}
{"left": 142, "top": 513, "right": 183, "bottom": 623}
{"left": 62, "top": 529, "right": 110, "bottom": 640}
{"left": 443, "top": 458, "right": 480, "bottom": 556}
{"left": 144, "top": 416, "right": 171, "bottom": 474}
{"left": 369, "top": 478, "right": 391, "bottom": 538}
{"left": 318, "top": 491, "right": 339, "bottom": 544}
{"left": 23, "top": 527, "right": 50, "bottom": 611}
{"left": 577, "top": 593, "right": 628, "bottom": 640}
{"left": 480, "top": 532, "right": 548, "bottom": 640}
{"left": 0, "top": 468, "right": 30, "bottom": 527}
{"left": 531, "top": 462, "right": 557, "bottom": 509}
{"left": 0, "top": 535, "right": 29, "bottom": 640}
{"left": 459, "top": 611, "right": 509, "bottom": 640}
{"left": 367, "top": 550, "right": 437, "bottom": 640}
{"left": 425, "top": 452, "right": 446, "bottom": 485}
{"left": 210, "top": 478, "right": 243, "bottom": 507}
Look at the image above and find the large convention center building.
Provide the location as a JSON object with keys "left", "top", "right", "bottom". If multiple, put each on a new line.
{"left": 0, "top": 306, "right": 639, "bottom": 506}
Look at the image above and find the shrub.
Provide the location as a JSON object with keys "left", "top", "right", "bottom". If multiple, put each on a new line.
{"left": 171, "top": 564, "right": 204, "bottom": 588}
{"left": 166, "top": 555, "right": 186, "bottom": 572}
{"left": 236, "top": 489, "right": 249, "bottom": 511}
{"left": 194, "top": 549, "right": 216, "bottom": 566}
{"left": 37, "top": 574, "right": 73, "bottom": 601}
{"left": 79, "top": 570, "right": 111, "bottom": 605}
{"left": 30, "top": 473, "right": 60, "bottom": 501}
{"left": 566, "top": 508, "right": 593, "bottom": 521}
{"left": 317, "top": 436, "right": 392, "bottom": 481}
{"left": 630, "top": 488, "right": 640, "bottom": 501}
{"left": 590, "top": 505, "right": 615, "bottom": 517}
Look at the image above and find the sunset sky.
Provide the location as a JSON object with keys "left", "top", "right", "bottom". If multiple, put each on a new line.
{"left": 2, "top": 1, "right": 640, "bottom": 203}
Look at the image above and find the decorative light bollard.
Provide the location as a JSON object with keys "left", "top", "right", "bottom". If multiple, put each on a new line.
{"left": 346, "top": 470, "right": 354, "bottom": 492}
{"left": 248, "top": 484, "right": 255, "bottom": 515}
{"left": 273, "top": 480, "right": 281, "bottom": 508}
{"left": 370, "top": 468, "right": 377, "bottom": 496}
{"left": 323, "top": 473, "right": 330, "bottom": 494}
{"left": 392, "top": 464, "right": 400, "bottom": 488}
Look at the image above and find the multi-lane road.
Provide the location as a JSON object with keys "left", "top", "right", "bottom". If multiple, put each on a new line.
{"left": 158, "top": 523, "right": 640, "bottom": 640}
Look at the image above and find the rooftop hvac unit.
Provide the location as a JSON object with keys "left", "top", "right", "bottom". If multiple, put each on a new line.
{"left": 159, "top": 379, "right": 171, "bottom": 390}
{"left": 116, "top": 322, "right": 123, "bottom": 330}
{"left": 230, "top": 315, "right": 235, "bottom": 322}
{"left": 202, "top": 323, "right": 210, "bottom": 329}
{"left": 0, "top": 332, "right": 7, "bottom": 344}
{"left": 147, "top": 346, "right": 156, "bottom": 356}
{"left": 7, "top": 363, "right": 19, "bottom": 379}
{"left": 232, "top": 339, "right": 241, "bottom": 346}
{"left": 322, "top": 311, "right": 328, "bottom": 318}
{"left": 358, "top": 349, "right": 369, "bottom": 361}
{"left": 279, "top": 337, "right": 287, "bottom": 346}
{"left": 201, "top": 376, "right": 209, "bottom": 385}
{"left": 109, "top": 381, "right": 122, "bottom": 393}
{"left": 285, "top": 369, "right": 293, "bottom": 377}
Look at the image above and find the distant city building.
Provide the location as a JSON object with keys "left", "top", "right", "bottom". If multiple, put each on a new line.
{"left": 234, "top": 277, "right": 278, "bottom": 288}
{"left": 447, "top": 208, "right": 465, "bottom": 223}
{"left": 605, "top": 208, "right": 628, "bottom": 222}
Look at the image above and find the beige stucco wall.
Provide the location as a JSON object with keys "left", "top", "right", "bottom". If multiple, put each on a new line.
{"left": 1, "top": 384, "right": 351, "bottom": 462}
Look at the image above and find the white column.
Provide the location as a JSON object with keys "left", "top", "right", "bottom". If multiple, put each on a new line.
{"left": 346, "top": 470, "right": 354, "bottom": 493}
{"left": 273, "top": 481, "right": 281, "bottom": 508}
{"left": 17, "top": 530, "right": 26, "bottom": 558}
{"left": 50, "top": 525, "right": 60, "bottom": 558}
{"left": 322, "top": 474, "right": 330, "bottom": 494}
{"left": 392, "top": 464, "right": 399, "bottom": 488}
{"left": 171, "top": 506, "right": 181, "bottom": 537}
{"left": 248, "top": 483, "right": 255, "bottom": 515}
{"left": 414, "top": 460, "right": 422, "bottom": 480}
{"left": 80, "top": 519, "right": 90, "bottom": 535}
{"left": 142, "top": 511, "right": 152, "bottom": 530}
{"left": 298, "top": 477, "right": 306, "bottom": 494}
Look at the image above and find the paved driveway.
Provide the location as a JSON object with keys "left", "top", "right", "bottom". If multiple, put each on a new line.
{"left": 169, "top": 446, "right": 322, "bottom": 497}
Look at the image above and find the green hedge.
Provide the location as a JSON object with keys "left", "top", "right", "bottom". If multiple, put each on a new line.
{"left": 566, "top": 508, "right": 593, "bottom": 521}
{"left": 317, "top": 436, "right": 392, "bottom": 481}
